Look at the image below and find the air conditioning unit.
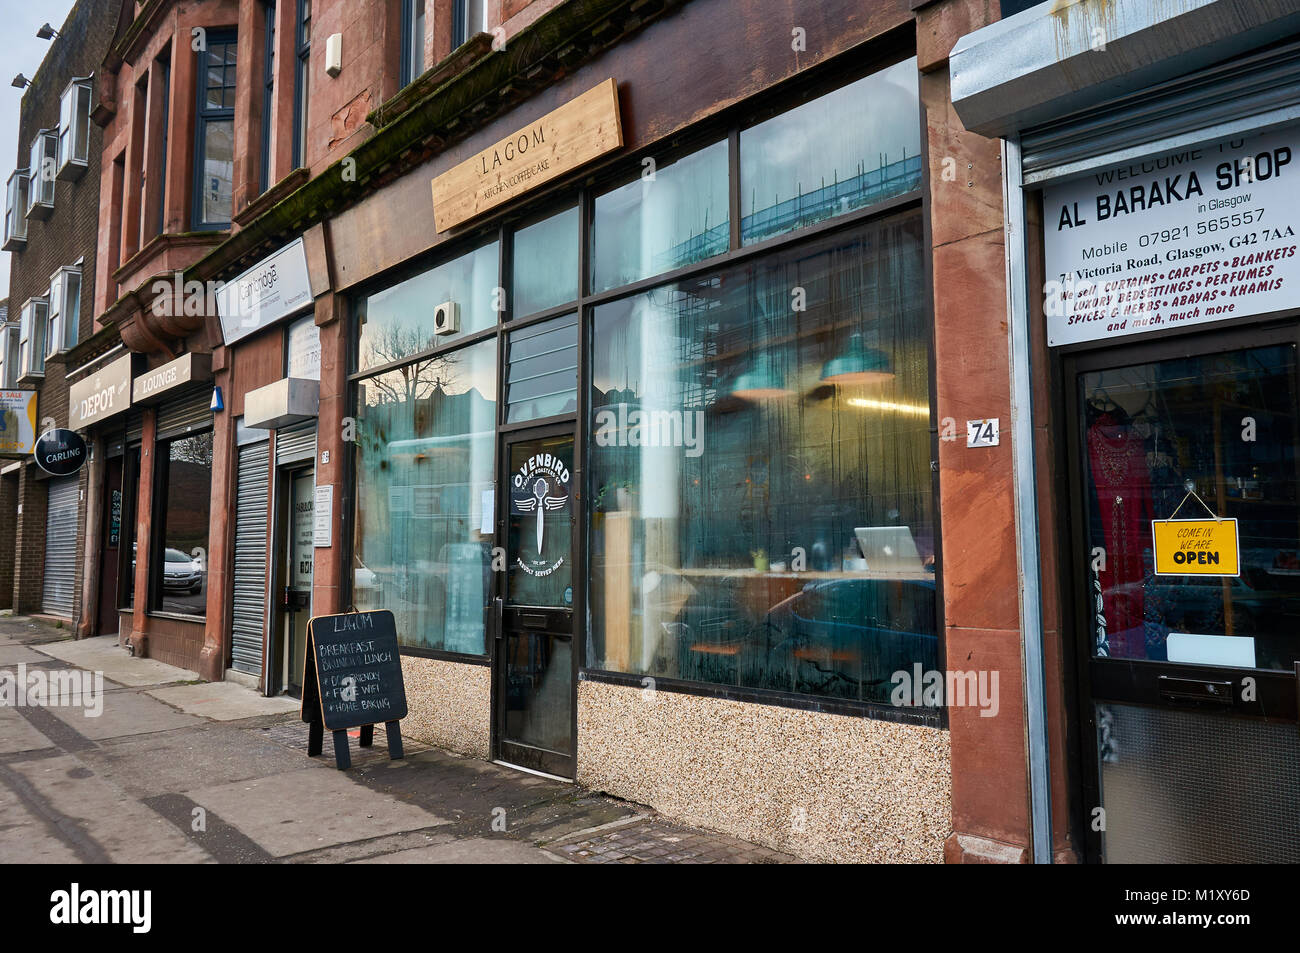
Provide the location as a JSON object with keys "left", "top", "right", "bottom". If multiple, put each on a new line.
{"left": 433, "top": 300, "right": 460, "bottom": 335}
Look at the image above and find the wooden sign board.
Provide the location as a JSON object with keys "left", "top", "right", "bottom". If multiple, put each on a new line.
{"left": 300, "top": 609, "right": 408, "bottom": 769}
{"left": 431, "top": 78, "right": 622, "bottom": 232}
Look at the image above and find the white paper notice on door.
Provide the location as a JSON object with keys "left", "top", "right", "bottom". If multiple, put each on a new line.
{"left": 313, "top": 484, "right": 333, "bottom": 548}
{"left": 1166, "top": 632, "right": 1255, "bottom": 668}
{"left": 480, "top": 487, "right": 495, "bottom": 535}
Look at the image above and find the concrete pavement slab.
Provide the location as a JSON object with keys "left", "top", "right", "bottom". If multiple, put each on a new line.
{"left": 11, "top": 754, "right": 212, "bottom": 863}
{"left": 48, "top": 687, "right": 201, "bottom": 741}
{"left": 184, "top": 766, "right": 450, "bottom": 857}
{"left": 0, "top": 644, "right": 57, "bottom": 666}
{"left": 0, "top": 779, "right": 84, "bottom": 863}
{"left": 82, "top": 722, "right": 309, "bottom": 796}
{"left": 352, "top": 838, "right": 566, "bottom": 863}
{"left": 0, "top": 708, "right": 57, "bottom": 755}
{"left": 146, "top": 681, "right": 300, "bottom": 720}
{"left": 38, "top": 634, "right": 196, "bottom": 687}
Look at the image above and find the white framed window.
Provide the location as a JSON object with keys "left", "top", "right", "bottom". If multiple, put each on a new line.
{"left": 4, "top": 169, "right": 28, "bottom": 249}
{"left": 18, "top": 297, "right": 49, "bottom": 379}
{"left": 45, "top": 266, "right": 83, "bottom": 358}
{"left": 57, "top": 77, "right": 93, "bottom": 181}
{"left": 26, "top": 131, "right": 56, "bottom": 220}
{"left": 0, "top": 323, "right": 21, "bottom": 388}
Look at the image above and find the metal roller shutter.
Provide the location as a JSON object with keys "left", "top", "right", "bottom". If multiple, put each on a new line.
{"left": 156, "top": 387, "right": 213, "bottom": 440}
{"left": 232, "top": 439, "right": 270, "bottom": 677}
{"left": 125, "top": 409, "right": 143, "bottom": 443}
{"left": 42, "top": 476, "right": 80, "bottom": 618}
{"left": 275, "top": 424, "right": 316, "bottom": 465}
{"left": 1021, "top": 40, "right": 1300, "bottom": 185}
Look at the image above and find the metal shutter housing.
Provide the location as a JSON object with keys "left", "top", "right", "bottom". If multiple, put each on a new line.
{"left": 275, "top": 423, "right": 317, "bottom": 465}
{"left": 231, "top": 439, "right": 270, "bottom": 677}
{"left": 42, "top": 476, "right": 80, "bottom": 618}
{"left": 156, "top": 387, "right": 213, "bottom": 440}
{"left": 1021, "top": 40, "right": 1300, "bottom": 186}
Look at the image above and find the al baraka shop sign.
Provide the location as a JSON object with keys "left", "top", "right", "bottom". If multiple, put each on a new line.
{"left": 1043, "top": 128, "right": 1300, "bottom": 346}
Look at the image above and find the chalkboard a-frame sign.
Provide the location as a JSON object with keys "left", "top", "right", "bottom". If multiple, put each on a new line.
{"left": 300, "top": 610, "right": 408, "bottom": 769}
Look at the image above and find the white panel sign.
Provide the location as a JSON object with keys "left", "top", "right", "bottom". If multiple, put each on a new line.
{"left": 287, "top": 314, "right": 321, "bottom": 381}
{"left": 216, "top": 237, "right": 313, "bottom": 346}
{"left": 1043, "top": 128, "right": 1300, "bottom": 346}
{"left": 313, "top": 484, "right": 333, "bottom": 548}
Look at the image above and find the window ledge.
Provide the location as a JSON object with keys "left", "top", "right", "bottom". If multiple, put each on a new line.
{"left": 369, "top": 33, "right": 496, "bottom": 130}
{"left": 233, "top": 167, "right": 311, "bottom": 228}
{"left": 146, "top": 611, "right": 207, "bottom": 625}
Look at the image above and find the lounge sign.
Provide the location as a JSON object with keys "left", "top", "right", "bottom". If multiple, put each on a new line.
{"left": 430, "top": 78, "right": 623, "bottom": 231}
{"left": 132, "top": 353, "right": 212, "bottom": 404}
{"left": 1043, "top": 127, "right": 1300, "bottom": 346}
{"left": 68, "top": 353, "right": 133, "bottom": 429}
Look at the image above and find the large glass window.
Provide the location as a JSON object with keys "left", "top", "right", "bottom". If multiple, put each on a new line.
{"left": 453, "top": 0, "right": 487, "bottom": 47}
{"left": 512, "top": 205, "right": 578, "bottom": 317}
{"left": 356, "top": 238, "right": 499, "bottom": 370}
{"left": 591, "top": 139, "right": 729, "bottom": 293}
{"left": 26, "top": 131, "right": 56, "bottom": 217}
{"left": 587, "top": 211, "right": 935, "bottom": 705}
{"left": 18, "top": 297, "right": 48, "bottom": 379}
{"left": 121, "top": 447, "right": 141, "bottom": 609}
{"left": 57, "top": 77, "right": 93, "bottom": 179}
{"left": 294, "top": 0, "right": 311, "bottom": 169}
{"left": 505, "top": 312, "right": 577, "bottom": 422}
{"left": 353, "top": 338, "right": 498, "bottom": 653}
{"left": 740, "top": 58, "right": 921, "bottom": 245}
{"left": 152, "top": 431, "right": 214, "bottom": 616}
{"left": 194, "top": 33, "right": 236, "bottom": 229}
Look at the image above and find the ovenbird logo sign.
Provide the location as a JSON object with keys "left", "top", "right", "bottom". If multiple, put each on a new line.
{"left": 510, "top": 453, "right": 570, "bottom": 577}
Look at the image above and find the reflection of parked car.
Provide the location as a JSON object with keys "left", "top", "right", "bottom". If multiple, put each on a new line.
{"left": 662, "top": 574, "right": 937, "bottom": 704}
{"left": 162, "top": 548, "right": 203, "bottom": 593}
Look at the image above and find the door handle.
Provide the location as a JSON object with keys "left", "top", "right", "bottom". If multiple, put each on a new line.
{"left": 1158, "top": 675, "right": 1234, "bottom": 707}
{"left": 492, "top": 596, "right": 505, "bottom": 640}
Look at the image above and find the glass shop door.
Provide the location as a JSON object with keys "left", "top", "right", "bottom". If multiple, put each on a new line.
{"left": 1066, "top": 325, "right": 1300, "bottom": 863}
{"left": 493, "top": 426, "right": 577, "bottom": 779}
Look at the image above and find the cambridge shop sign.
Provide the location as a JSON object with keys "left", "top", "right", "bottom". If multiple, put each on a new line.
{"left": 215, "top": 237, "right": 313, "bottom": 346}
{"left": 430, "top": 78, "right": 623, "bottom": 231}
{"left": 33, "top": 428, "right": 87, "bottom": 476}
{"left": 1043, "top": 127, "right": 1300, "bottom": 346}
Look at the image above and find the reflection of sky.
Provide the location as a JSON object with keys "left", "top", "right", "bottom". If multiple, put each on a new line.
{"left": 740, "top": 58, "right": 920, "bottom": 215}
{"left": 360, "top": 337, "right": 498, "bottom": 407}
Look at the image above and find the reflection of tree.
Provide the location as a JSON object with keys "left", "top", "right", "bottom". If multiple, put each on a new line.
{"left": 170, "top": 430, "right": 215, "bottom": 466}
{"left": 362, "top": 322, "right": 462, "bottom": 407}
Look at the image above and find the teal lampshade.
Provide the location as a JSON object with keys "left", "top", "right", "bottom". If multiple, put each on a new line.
{"left": 820, "top": 332, "right": 893, "bottom": 385}
{"left": 730, "top": 352, "right": 792, "bottom": 399}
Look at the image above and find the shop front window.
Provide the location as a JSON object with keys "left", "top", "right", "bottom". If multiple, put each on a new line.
{"left": 512, "top": 205, "right": 578, "bottom": 318}
{"left": 740, "top": 58, "right": 922, "bottom": 245}
{"left": 590, "top": 139, "right": 729, "bottom": 294}
{"left": 1080, "top": 345, "right": 1300, "bottom": 670}
{"left": 151, "top": 431, "right": 213, "bottom": 616}
{"left": 352, "top": 337, "right": 498, "bottom": 654}
{"left": 355, "top": 238, "right": 499, "bottom": 371}
{"left": 587, "top": 210, "right": 936, "bottom": 704}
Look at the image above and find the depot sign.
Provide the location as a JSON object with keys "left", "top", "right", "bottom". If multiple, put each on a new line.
{"left": 69, "top": 353, "right": 134, "bottom": 429}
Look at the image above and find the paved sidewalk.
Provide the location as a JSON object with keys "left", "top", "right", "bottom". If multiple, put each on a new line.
{"left": 0, "top": 615, "right": 797, "bottom": 864}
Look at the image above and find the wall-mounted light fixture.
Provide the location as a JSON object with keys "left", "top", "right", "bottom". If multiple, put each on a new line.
{"left": 11, "top": 74, "right": 31, "bottom": 89}
{"left": 36, "top": 23, "right": 60, "bottom": 40}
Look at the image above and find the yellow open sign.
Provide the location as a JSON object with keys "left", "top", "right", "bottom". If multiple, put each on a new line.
{"left": 1152, "top": 518, "right": 1240, "bottom": 576}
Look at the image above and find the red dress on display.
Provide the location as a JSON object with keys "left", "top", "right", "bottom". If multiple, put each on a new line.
{"left": 1087, "top": 413, "right": 1153, "bottom": 658}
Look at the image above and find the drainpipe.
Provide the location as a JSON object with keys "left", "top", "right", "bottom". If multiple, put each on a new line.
{"left": 1002, "top": 134, "right": 1053, "bottom": 864}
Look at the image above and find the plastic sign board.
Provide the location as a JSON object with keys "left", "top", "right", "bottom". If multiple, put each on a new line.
{"left": 215, "top": 237, "right": 313, "bottom": 346}
{"left": 1152, "top": 518, "right": 1240, "bottom": 576}
{"left": 1043, "top": 127, "right": 1300, "bottom": 346}
{"left": 431, "top": 78, "right": 623, "bottom": 231}
{"left": 0, "top": 390, "right": 38, "bottom": 455}
{"left": 33, "top": 428, "right": 88, "bottom": 476}
{"left": 68, "top": 353, "right": 133, "bottom": 429}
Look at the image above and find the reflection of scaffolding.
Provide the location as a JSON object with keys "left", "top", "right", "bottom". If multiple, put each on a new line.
{"left": 660, "top": 154, "right": 923, "bottom": 271}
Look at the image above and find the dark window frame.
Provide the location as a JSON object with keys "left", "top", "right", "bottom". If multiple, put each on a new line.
{"left": 342, "top": 39, "right": 943, "bottom": 721}
{"left": 292, "top": 0, "right": 310, "bottom": 170}
{"left": 399, "top": 0, "right": 424, "bottom": 88}
{"left": 261, "top": 1, "right": 276, "bottom": 192}
{"left": 191, "top": 29, "right": 238, "bottom": 231}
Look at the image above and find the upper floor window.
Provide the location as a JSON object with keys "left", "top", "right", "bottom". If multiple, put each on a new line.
{"left": 57, "top": 77, "right": 93, "bottom": 181}
{"left": 26, "top": 131, "right": 56, "bottom": 220}
{"left": 453, "top": 0, "right": 487, "bottom": 48}
{"left": 293, "top": 0, "right": 311, "bottom": 169}
{"left": 3, "top": 170, "right": 28, "bottom": 250}
{"left": 45, "top": 266, "right": 82, "bottom": 358}
{"left": 17, "top": 296, "right": 49, "bottom": 380}
{"left": 261, "top": 0, "right": 277, "bottom": 192}
{"left": 400, "top": 0, "right": 425, "bottom": 87}
{"left": 0, "top": 323, "right": 20, "bottom": 388}
{"left": 193, "top": 31, "right": 237, "bottom": 230}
